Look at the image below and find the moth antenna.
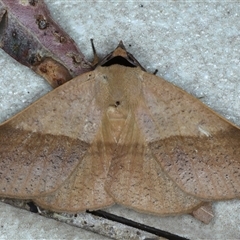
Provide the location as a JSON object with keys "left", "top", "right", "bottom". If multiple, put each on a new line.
{"left": 90, "top": 39, "right": 99, "bottom": 66}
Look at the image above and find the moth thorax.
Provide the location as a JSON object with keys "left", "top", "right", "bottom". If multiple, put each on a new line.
{"left": 106, "top": 104, "right": 128, "bottom": 143}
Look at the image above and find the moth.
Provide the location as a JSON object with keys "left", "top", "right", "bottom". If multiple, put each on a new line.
{"left": 0, "top": 0, "right": 240, "bottom": 224}
{"left": 0, "top": 41, "right": 240, "bottom": 219}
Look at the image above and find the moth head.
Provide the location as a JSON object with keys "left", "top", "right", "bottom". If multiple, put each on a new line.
{"left": 93, "top": 42, "right": 145, "bottom": 113}
{"left": 98, "top": 41, "right": 146, "bottom": 71}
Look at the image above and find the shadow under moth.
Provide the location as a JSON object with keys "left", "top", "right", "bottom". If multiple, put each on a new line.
{"left": 0, "top": 0, "right": 239, "bottom": 225}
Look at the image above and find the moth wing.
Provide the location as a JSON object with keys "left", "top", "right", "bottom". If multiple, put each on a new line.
{"left": 0, "top": 72, "right": 102, "bottom": 198}
{"left": 105, "top": 114, "right": 202, "bottom": 215}
{"left": 34, "top": 125, "right": 114, "bottom": 212}
{"left": 137, "top": 72, "right": 240, "bottom": 200}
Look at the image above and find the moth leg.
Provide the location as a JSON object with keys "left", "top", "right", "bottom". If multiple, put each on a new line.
{"left": 191, "top": 203, "right": 214, "bottom": 224}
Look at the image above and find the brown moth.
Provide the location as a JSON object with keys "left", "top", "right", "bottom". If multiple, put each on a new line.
{"left": 0, "top": 42, "right": 240, "bottom": 220}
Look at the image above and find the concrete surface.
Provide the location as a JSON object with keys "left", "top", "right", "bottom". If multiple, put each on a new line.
{"left": 0, "top": 1, "right": 240, "bottom": 239}
{"left": 0, "top": 202, "right": 109, "bottom": 239}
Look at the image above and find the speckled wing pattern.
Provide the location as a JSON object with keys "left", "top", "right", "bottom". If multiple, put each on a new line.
{"left": 105, "top": 110, "right": 202, "bottom": 215}
{"left": 138, "top": 72, "right": 240, "bottom": 201}
{"left": 34, "top": 115, "right": 115, "bottom": 212}
{"left": 0, "top": 72, "right": 106, "bottom": 202}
